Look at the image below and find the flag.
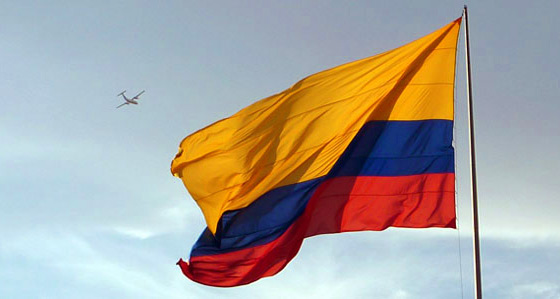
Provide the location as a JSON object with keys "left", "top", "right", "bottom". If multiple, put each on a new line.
{"left": 171, "top": 17, "right": 461, "bottom": 287}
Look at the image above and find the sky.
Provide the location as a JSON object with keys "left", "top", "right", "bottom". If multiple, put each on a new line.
{"left": 1, "top": 1, "right": 559, "bottom": 298}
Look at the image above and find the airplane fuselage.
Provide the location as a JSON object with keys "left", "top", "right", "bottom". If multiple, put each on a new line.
{"left": 116, "top": 90, "right": 144, "bottom": 108}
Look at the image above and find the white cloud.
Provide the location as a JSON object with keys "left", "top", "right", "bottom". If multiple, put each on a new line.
{"left": 510, "top": 281, "right": 560, "bottom": 299}
{"left": 113, "top": 227, "right": 155, "bottom": 240}
{"left": 391, "top": 290, "right": 410, "bottom": 299}
{"left": 110, "top": 198, "right": 201, "bottom": 240}
{"left": 2, "top": 226, "right": 560, "bottom": 299}
{"left": 0, "top": 230, "right": 202, "bottom": 299}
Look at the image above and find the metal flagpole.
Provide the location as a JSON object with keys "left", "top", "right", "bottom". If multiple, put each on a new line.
{"left": 463, "top": 5, "right": 483, "bottom": 299}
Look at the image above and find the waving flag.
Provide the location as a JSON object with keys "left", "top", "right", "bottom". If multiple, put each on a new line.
{"left": 171, "top": 18, "right": 461, "bottom": 287}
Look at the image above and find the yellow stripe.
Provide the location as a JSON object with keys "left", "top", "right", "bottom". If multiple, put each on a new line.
{"left": 172, "top": 18, "right": 461, "bottom": 233}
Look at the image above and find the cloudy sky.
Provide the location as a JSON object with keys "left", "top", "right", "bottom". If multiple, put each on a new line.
{"left": 1, "top": 1, "right": 559, "bottom": 298}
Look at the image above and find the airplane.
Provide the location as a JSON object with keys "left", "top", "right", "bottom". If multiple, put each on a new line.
{"left": 116, "top": 90, "right": 145, "bottom": 108}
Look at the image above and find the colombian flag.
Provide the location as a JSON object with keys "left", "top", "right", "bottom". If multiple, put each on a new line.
{"left": 171, "top": 18, "right": 461, "bottom": 287}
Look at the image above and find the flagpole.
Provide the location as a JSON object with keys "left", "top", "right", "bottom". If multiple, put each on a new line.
{"left": 463, "top": 5, "right": 483, "bottom": 299}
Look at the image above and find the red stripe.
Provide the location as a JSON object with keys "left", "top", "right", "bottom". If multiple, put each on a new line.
{"left": 178, "top": 173, "right": 455, "bottom": 287}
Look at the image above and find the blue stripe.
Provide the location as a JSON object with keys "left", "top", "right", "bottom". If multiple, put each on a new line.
{"left": 190, "top": 119, "right": 454, "bottom": 257}
{"left": 191, "top": 178, "right": 322, "bottom": 257}
{"left": 328, "top": 120, "right": 454, "bottom": 177}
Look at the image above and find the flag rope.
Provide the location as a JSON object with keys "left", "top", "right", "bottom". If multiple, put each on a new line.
{"left": 453, "top": 12, "right": 466, "bottom": 299}
{"left": 453, "top": 13, "right": 465, "bottom": 299}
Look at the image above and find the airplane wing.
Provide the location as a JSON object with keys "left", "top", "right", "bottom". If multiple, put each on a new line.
{"left": 132, "top": 90, "right": 145, "bottom": 100}
{"left": 116, "top": 103, "right": 128, "bottom": 109}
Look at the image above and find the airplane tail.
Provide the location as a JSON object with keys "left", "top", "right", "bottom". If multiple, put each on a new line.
{"left": 117, "top": 90, "right": 126, "bottom": 97}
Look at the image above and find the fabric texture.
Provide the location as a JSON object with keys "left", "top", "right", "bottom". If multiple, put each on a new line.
{"left": 172, "top": 17, "right": 461, "bottom": 287}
